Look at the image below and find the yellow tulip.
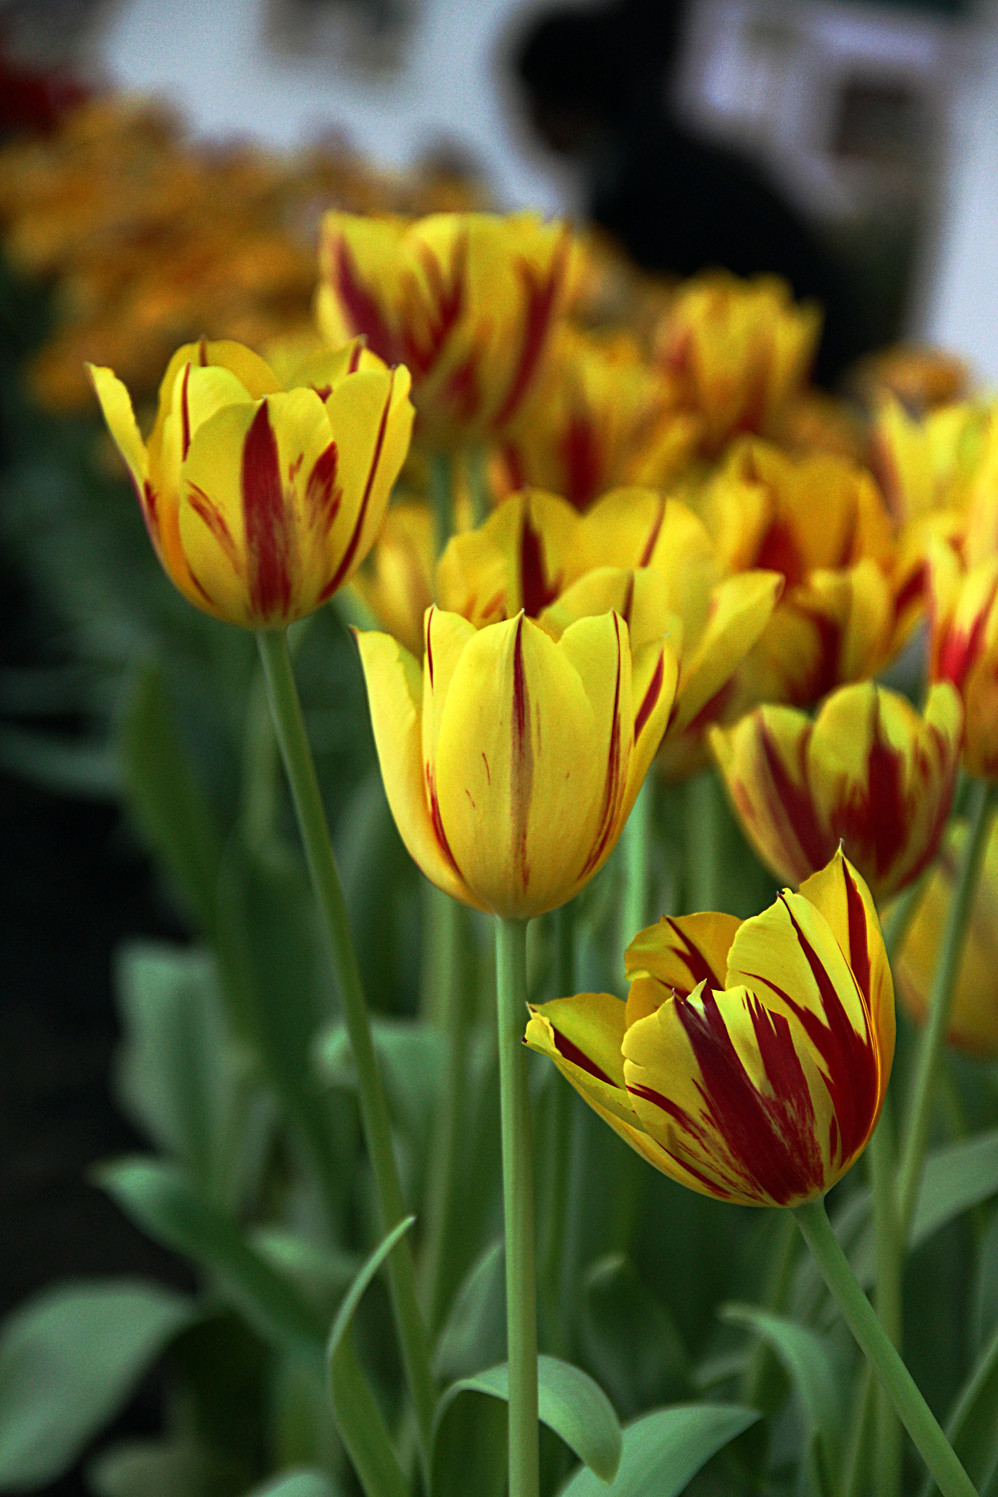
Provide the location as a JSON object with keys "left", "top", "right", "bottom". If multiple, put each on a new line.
{"left": 317, "top": 211, "right": 570, "bottom": 445}
{"left": 526, "top": 850, "right": 894, "bottom": 1206}
{"left": 654, "top": 272, "right": 821, "bottom": 457}
{"left": 88, "top": 337, "right": 414, "bottom": 628}
{"left": 895, "top": 817, "right": 998, "bottom": 1058}
{"left": 710, "top": 682, "right": 963, "bottom": 904}
{"left": 350, "top": 500, "right": 436, "bottom": 658}
{"left": 928, "top": 538, "right": 998, "bottom": 778}
{"left": 355, "top": 607, "right": 678, "bottom": 918}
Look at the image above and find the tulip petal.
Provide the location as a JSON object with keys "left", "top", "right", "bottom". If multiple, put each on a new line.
{"left": 355, "top": 628, "right": 480, "bottom": 907}
{"left": 623, "top": 980, "right": 832, "bottom": 1205}
{"left": 625, "top": 912, "right": 741, "bottom": 1016}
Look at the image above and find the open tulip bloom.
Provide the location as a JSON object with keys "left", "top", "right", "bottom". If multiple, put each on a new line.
{"left": 525, "top": 850, "right": 893, "bottom": 1207}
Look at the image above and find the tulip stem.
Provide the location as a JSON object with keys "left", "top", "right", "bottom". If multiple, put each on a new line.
{"left": 255, "top": 628, "right": 436, "bottom": 1476}
{"left": 431, "top": 448, "right": 455, "bottom": 555}
{"left": 495, "top": 914, "right": 540, "bottom": 1497}
{"left": 621, "top": 776, "right": 653, "bottom": 951}
{"left": 792, "top": 1198, "right": 978, "bottom": 1497}
{"left": 897, "top": 778, "right": 998, "bottom": 1237}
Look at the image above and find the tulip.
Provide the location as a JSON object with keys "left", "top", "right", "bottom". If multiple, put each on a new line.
{"left": 710, "top": 682, "right": 962, "bottom": 904}
{"left": 88, "top": 337, "right": 414, "bottom": 628}
{"left": 525, "top": 850, "right": 894, "bottom": 1207}
{"left": 355, "top": 607, "right": 677, "bottom": 918}
{"left": 928, "top": 538, "right": 998, "bottom": 778}
{"left": 317, "top": 210, "right": 570, "bottom": 445}
{"left": 895, "top": 816, "right": 998, "bottom": 1058}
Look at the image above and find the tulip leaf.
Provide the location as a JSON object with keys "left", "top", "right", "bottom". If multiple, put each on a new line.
{"left": 327, "top": 1217, "right": 415, "bottom": 1497}
{"left": 244, "top": 1471, "right": 344, "bottom": 1497}
{"left": 910, "top": 1129, "right": 998, "bottom": 1251}
{"left": 316, "top": 1016, "right": 446, "bottom": 1160}
{"left": 436, "top": 1356, "right": 622, "bottom": 1485}
{"left": 119, "top": 658, "right": 223, "bottom": 933}
{"left": 433, "top": 1238, "right": 506, "bottom": 1384}
{"left": 0, "top": 724, "right": 118, "bottom": 798}
{"left": 556, "top": 1403, "right": 760, "bottom": 1497}
{"left": 579, "top": 1253, "right": 691, "bottom": 1417}
{"left": 87, "top": 1439, "right": 246, "bottom": 1497}
{"left": 721, "top": 1304, "right": 843, "bottom": 1490}
{"left": 97, "top": 1157, "right": 327, "bottom": 1360}
{"left": 113, "top": 940, "right": 250, "bottom": 1205}
{"left": 0, "top": 1280, "right": 196, "bottom": 1489}
{"left": 920, "top": 1317, "right": 998, "bottom": 1497}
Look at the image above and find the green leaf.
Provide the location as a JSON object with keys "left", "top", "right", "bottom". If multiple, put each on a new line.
{"left": 0, "top": 1280, "right": 195, "bottom": 1490}
{"left": 433, "top": 1239, "right": 506, "bottom": 1384}
{"left": 243, "top": 1471, "right": 343, "bottom": 1497}
{"left": 316, "top": 1017, "right": 445, "bottom": 1160}
{"left": 114, "top": 941, "right": 250, "bottom": 1204}
{"left": 0, "top": 725, "right": 118, "bottom": 798}
{"left": 97, "top": 1158, "right": 326, "bottom": 1359}
{"left": 557, "top": 1403, "right": 760, "bottom": 1497}
{"left": 119, "top": 659, "right": 223, "bottom": 932}
{"left": 579, "top": 1254, "right": 691, "bottom": 1417}
{"left": 721, "top": 1305, "right": 843, "bottom": 1491}
{"left": 920, "top": 1318, "right": 998, "bottom": 1497}
{"left": 437, "top": 1356, "right": 622, "bottom": 1484}
{"left": 87, "top": 1439, "right": 247, "bottom": 1497}
{"left": 327, "top": 1217, "right": 415, "bottom": 1497}
{"left": 911, "top": 1130, "right": 998, "bottom": 1252}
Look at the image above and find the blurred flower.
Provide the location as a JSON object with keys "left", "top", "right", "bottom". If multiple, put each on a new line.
{"left": 89, "top": 337, "right": 413, "bottom": 628}
{"left": 928, "top": 538, "right": 998, "bottom": 778}
{"left": 435, "top": 488, "right": 583, "bottom": 625}
{"left": 849, "top": 344, "right": 971, "bottom": 416}
{"left": 355, "top": 606, "right": 677, "bottom": 917}
{"left": 317, "top": 210, "right": 571, "bottom": 445}
{"left": 496, "top": 326, "right": 698, "bottom": 511}
{"left": 654, "top": 272, "right": 821, "bottom": 457}
{"left": 895, "top": 817, "right": 998, "bottom": 1058}
{"left": 351, "top": 499, "right": 435, "bottom": 656}
{"left": 703, "top": 438, "right": 899, "bottom": 708}
{"left": 526, "top": 850, "right": 894, "bottom": 1206}
{"left": 710, "top": 682, "right": 962, "bottom": 904}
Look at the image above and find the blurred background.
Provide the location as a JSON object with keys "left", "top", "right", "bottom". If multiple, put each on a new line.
{"left": 0, "top": 0, "right": 993, "bottom": 1490}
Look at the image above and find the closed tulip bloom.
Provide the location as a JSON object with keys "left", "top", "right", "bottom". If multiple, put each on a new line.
{"left": 710, "top": 682, "right": 962, "bottom": 904}
{"left": 89, "top": 337, "right": 414, "bottom": 628}
{"left": 929, "top": 538, "right": 998, "bottom": 778}
{"left": 525, "top": 851, "right": 894, "bottom": 1206}
{"left": 355, "top": 607, "right": 677, "bottom": 918}
{"left": 896, "top": 817, "right": 998, "bottom": 1058}
{"left": 317, "top": 211, "right": 570, "bottom": 445}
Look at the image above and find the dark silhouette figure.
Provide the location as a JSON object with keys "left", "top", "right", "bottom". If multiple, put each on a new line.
{"left": 514, "top": 0, "right": 874, "bottom": 382}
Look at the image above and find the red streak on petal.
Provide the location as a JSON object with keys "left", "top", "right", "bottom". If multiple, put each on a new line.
{"left": 491, "top": 231, "right": 569, "bottom": 430}
{"left": 842, "top": 858, "right": 872, "bottom": 1008}
{"left": 141, "top": 479, "right": 158, "bottom": 531}
{"left": 502, "top": 441, "right": 527, "bottom": 495}
{"left": 311, "top": 383, "right": 333, "bottom": 403}
{"left": 197, "top": 337, "right": 208, "bottom": 367}
{"left": 442, "top": 352, "right": 481, "bottom": 427}
{"left": 425, "top": 607, "right": 435, "bottom": 687}
{"left": 634, "top": 648, "right": 666, "bottom": 742}
{"left": 637, "top": 497, "right": 667, "bottom": 568}
{"left": 580, "top": 614, "right": 624, "bottom": 878}
{"left": 305, "top": 441, "right": 341, "bottom": 535}
{"left": 321, "top": 372, "right": 394, "bottom": 600}
{"left": 551, "top": 1030, "right": 616, "bottom": 1085}
{"left": 754, "top": 721, "right": 831, "bottom": 881}
{"left": 403, "top": 236, "right": 467, "bottom": 380}
{"left": 559, "top": 413, "right": 603, "bottom": 512}
{"left": 180, "top": 361, "right": 192, "bottom": 460}
{"left": 935, "top": 577, "right": 998, "bottom": 690}
{"left": 347, "top": 340, "right": 363, "bottom": 374}
{"left": 755, "top": 519, "right": 805, "bottom": 589}
{"left": 334, "top": 237, "right": 397, "bottom": 363}
{"left": 519, "top": 508, "right": 561, "bottom": 617}
{"left": 660, "top": 916, "right": 727, "bottom": 995}
{"left": 242, "top": 402, "right": 293, "bottom": 621}
{"left": 187, "top": 481, "right": 240, "bottom": 571}
{"left": 828, "top": 700, "right": 907, "bottom": 886}
{"left": 427, "top": 769, "right": 463, "bottom": 879}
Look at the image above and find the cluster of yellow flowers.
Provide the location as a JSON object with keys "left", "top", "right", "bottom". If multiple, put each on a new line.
{"left": 0, "top": 94, "right": 482, "bottom": 411}
{"left": 86, "top": 197, "right": 998, "bottom": 1216}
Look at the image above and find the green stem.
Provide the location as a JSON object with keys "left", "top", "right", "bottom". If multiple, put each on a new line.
{"left": 898, "top": 779, "right": 997, "bottom": 1236}
{"left": 430, "top": 448, "right": 454, "bottom": 556}
{"left": 467, "top": 444, "right": 491, "bottom": 527}
{"left": 540, "top": 901, "right": 577, "bottom": 1354}
{"left": 793, "top": 1198, "right": 978, "bottom": 1497}
{"left": 256, "top": 629, "right": 436, "bottom": 1474}
{"left": 881, "top": 872, "right": 929, "bottom": 959}
{"left": 495, "top": 915, "right": 539, "bottom": 1497}
{"left": 868, "top": 1093, "right": 904, "bottom": 1497}
{"left": 421, "top": 888, "right": 472, "bottom": 1334}
{"left": 620, "top": 777, "right": 653, "bottom": 952}
{"left": 239, "top": 662, "right": 281, "bottom": 852}
{"left": 684, "top": 768, "right": 724, "bottom": 912}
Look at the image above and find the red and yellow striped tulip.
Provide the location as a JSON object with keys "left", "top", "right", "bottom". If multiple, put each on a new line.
{"left": 89, "top": 337, "right": 413, "bottom": 628}
{"left": 317, "top": 210, "right": 570, "bottom": 445}
{"left": 525, "top": 851, "right": 894, "bottom": 1206}
{"left": 895, "top": 817, "right": 998, "bottom": 1058}
{"left": 355, "top": 606, "right": 677, "bottom": 918}
{"left": 929, "top": 538, "right": 998, "bottom": 778}
{"left": 710, "top": 682, "right": 962, "bottom": 904}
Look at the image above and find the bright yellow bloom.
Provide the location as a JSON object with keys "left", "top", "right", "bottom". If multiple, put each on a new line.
{"left": 895, "top": 818, "right": 998, "bottom": 1058}
{"left": 710, "top": 682, "right": 962, "bottom": 904}
{"left": 355, "top": 607, "right": 677, "bottom": 918}
{"left": 654, "top": 272, "right": 821, "bottom": 457}
{"left": 525, "top": 850, "right": 894, "bottom": 1206}
{"left": 89, "top": 338, "right": 414, "bottom": 628}
{"left": 703, "top": 438, "right": 899, "bottom": 708}
{"left": 316, "top": 211, "right": 570, "bottom": 445}
{"left": 496, "top": 326, "right": 699, "bottom": 512}
{"left": 928, "top": 538, "right": 998, "bottom": 778}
